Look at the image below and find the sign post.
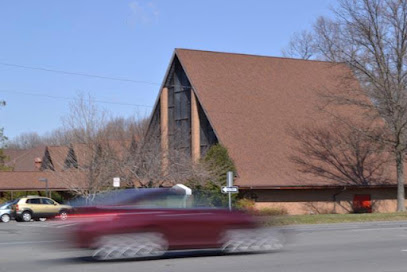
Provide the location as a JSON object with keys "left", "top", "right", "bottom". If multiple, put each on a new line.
{"left": 39, "top": 178, "right": 48, "bottom": 198}
{"left": 222, "top": 171, "right": 239, "bottom": 211}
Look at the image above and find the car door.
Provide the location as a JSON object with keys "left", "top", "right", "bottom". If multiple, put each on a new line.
{"left": 41, "top": 198, "right": 59, "bottom": 217}
{"left": 157, "top": 209, "right": 225, "bottom": 250}
{"left": 26, "top": 198, "right": 43, "bottom": 217}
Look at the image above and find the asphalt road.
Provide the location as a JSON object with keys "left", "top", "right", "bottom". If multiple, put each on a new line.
{"left": 1, "top": 220, "right": 407, "bottom": 272}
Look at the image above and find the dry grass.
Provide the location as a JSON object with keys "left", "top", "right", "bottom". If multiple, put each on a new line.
{"left": 260, "top": 212, "right": 407, "bottom": 226}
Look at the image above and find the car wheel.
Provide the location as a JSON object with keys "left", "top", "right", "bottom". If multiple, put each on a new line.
{"left": 59, "top": 210, "right": 68, "bottom": 221}
{"left": 1, "top": 214, "right": 10, "bottom": 223}
{"left": 21, "top": 211, "right": 32, "bottom": 222}
{"left": 92, "top": 232, "right": 168, "bottom": 260}
{"left": 221, "top": 228, "right": 284, "bottom": 253}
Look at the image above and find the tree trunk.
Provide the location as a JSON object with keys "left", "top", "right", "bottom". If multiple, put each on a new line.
{"left": 396, "top": 150, "right": 405, "bottom": 212}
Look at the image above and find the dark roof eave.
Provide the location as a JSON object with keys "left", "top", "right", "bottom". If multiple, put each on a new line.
{"left": 0, "top": 188, "right": 72, "bottom": 191}
{"left": 239, "top": 184, "right": 400, "bottom": 190}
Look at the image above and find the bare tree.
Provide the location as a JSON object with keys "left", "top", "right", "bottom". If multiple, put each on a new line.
{"left": 42, "top": 127, "right": 75, "bottom": 146}
{"left": 9, "top": 116, "right": 147, "bottom": 149}
{"left": 284, "top": 0, "right": 407, "bottom": 211}
{"left": 41, "top": 94, "right": 119, "bottom": 200}
{"left": 282, "top": 30, "right": 317, "bottom": 60}
{"left": 7, "top": 132, "right": 44, "bottom": 149}
{"left": 44, "top": 94, "right": 210, "bottom": 198}
{"left": 101, "top": 116, "right": 142, "bottom": 141}
{"left": 10, "top": 92, "right": 213, "bottom": 198}
{"left": 290, "top": 120, "right": 392, "bottom": 186}
{"left": 117, "top": 125, "right": 211, "bottom": 189}
{"left": 0, "top": 102, "right": 12, "bottom": 171}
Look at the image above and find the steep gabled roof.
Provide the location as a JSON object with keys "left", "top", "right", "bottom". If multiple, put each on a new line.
{"left": 45, "top": 146, "right": 70, "bottom": 171}
{"left": 173, "top": 49, "right": 375, "bottom": 188}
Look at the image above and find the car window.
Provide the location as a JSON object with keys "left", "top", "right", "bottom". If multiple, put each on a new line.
{"left": 42, "top": 198, "right": 55, "bottom": 205}
{"left": 134, "top": 195, "right": 186, "bottom": 208}
{"left": 26, "top": 198, "right": 41, "bottom": 204}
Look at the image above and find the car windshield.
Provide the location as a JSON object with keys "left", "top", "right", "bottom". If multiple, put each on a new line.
{"left": 0, "top": 202, "right": 11, "bottom": 209}
{"left": 68, "top": 188, "right": 228, "bottom": 209}
{"left": 68, "top": 188, "right": 187, "bottom": 208}
{"left": 0, "top": 199, "right": 19, "bottom": 209}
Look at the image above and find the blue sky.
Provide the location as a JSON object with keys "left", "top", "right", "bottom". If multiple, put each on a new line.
{"left": 0, "top": 0, "right": 335, "bottom": 140}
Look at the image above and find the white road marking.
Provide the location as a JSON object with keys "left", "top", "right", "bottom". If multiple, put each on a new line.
{"left": 15, "top": 223, "right": 52, "bottom": 228}
{"left": 15, "top": 222, "right": 79, "bottom": 229}
{"left": 55, "top": 223, "right": 78, "bottom": 228}
{"left": 347, "top": 227, "right": 407, "bottom": 232}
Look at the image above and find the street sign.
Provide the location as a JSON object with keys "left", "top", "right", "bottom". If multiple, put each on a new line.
{"left": 221, "top": 186, "right": 239, "bottom": 194}
{"left": 113, "top": 177, "right": 120, "bottom": 188}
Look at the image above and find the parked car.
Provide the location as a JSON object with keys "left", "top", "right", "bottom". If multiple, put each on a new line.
{"left": 0, "top": 199, "right": 18, "bottom": 223}
{"left": 12, "top": 196, "right": 72, "bottom": 222}
{"left": 65, "top": 188, "right": 284, "bottom": 260}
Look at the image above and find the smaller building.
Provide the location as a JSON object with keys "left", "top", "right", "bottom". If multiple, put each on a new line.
{"left": 0, "top": 141, "right": 133, "bottom": 199}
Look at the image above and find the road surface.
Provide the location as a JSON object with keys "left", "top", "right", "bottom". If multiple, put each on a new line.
{"left": 0, "top": 220, "right": 407, "bottom": 272}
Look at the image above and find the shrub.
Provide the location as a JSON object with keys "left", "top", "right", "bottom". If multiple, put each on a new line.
{"left": 235, "top": 198, "right": 256, "bottom": 211}
{"left": 254, "top": 207, "right": 288, "bottom": 216}
{"left": 187, "top": 144, "right": 237, "bottom": 208}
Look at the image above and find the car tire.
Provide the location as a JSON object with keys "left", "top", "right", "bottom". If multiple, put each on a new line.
{"left": 21, "top": 211, "right": 32, "bottom": 222}
{"left": 0, "top": 214, "right": 10, "bottom": 223}
{"left": 221, "top": 228, "right": 284, "bottom": 253}
{"left": 92, "top": 232, "right": 168, "bottom": 260}
{"left": 59, "top": 210, "right": 68, "bottom": 221}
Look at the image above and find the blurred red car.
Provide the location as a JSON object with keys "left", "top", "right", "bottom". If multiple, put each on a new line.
{"left": 65, "top": 188, "right": 283, "bottom": 260}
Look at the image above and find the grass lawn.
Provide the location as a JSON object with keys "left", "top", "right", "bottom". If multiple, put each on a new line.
{"left": 260, "top": 212, "right": 407, "bottom": 226}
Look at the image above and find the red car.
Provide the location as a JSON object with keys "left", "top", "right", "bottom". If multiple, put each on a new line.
{"left": 65, "top": 188, "right": 283, "bottom": 260}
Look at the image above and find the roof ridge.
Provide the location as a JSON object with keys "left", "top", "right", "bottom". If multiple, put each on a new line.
{"left": 48, "top": 145, "right": 69, "bottom": 149}
{"left": 175, "top": 48, "right": 338, "bottom": 64}
{"left": 0, "top": 171, "right": 48, "bottom": 173}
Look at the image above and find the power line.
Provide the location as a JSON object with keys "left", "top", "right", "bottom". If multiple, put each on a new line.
{"left": 0, "top": 61, "right": 161, "bottom": 86}
{"left": 0, "top": 89, "right": 153, "bottom": 108}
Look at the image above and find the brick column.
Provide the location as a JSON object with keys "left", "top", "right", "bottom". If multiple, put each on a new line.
{"left": 191, "top": 89, "right": 200, "bottom": 163}
{"left": 160, "top": 87, "right": 169, "bottom": 175}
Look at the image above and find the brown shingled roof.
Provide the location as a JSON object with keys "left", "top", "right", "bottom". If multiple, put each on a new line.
{"left": 174, "top": 49, "right": 383, "bottom": 188}
{"left": 0, "top": 171, "right": 79, "bottom": 190}
{"left": 4, "top": 146, "right": 46, "bottom": 171}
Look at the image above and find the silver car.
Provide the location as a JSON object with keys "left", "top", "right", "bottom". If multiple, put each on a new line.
{"left": 0, "top": 200, "right": 17, "bottom": 223}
